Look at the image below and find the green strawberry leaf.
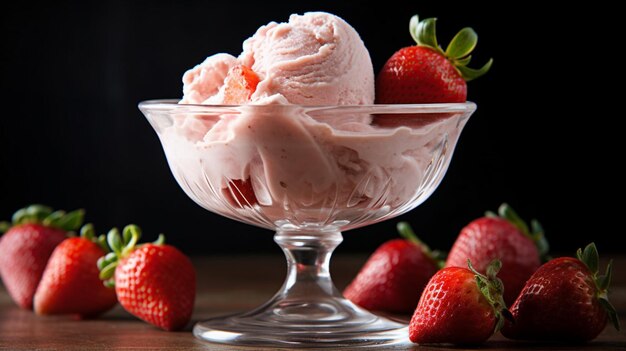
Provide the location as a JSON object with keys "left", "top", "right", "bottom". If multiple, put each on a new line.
{"left": 153, "top": 233, "right": 166, "bottom": 245}
{"left": 80, "top": 223, "right": 95, "bottom": 241}
{"left": 11, "top": 208, "right": 28, "bottom": 224}
{"left": 54, "top": 209, "right": 85, "bottom": 231}
{"left": 485, "top": 210, "right": 498, "bottom": 218}
{"left": 598, "top": 260, "right": 613, "bottom": 291}
{"left": 398, "top": 222, "right": 418, "bottom": 243}
{"left": 455, "top": 55, "right": 472, "bottom": 67}
{"left": 99, "top": 261, "right": 118, "bottom": 281}
{"left": 498, "top": 203, "right": 530, "bottom": 234}
{"left": 6, "top": 204, "right": 84, "bottom": 232}
{"left": 43, "top": 211, "right": 67, "bottom": 228}
{"left": 408, "top": 13, "right": 492, "bottom": 82}
{"left": 531, "top": 219, "right": 550, "bottom": 260}
{"left": 0, "top": 221, "right": 10, "bottom": 233}
{"left": 79, "top": 224, "right": 110, "bottom": 252}
{"left": 577, "top": 243, "right": 599, "bottom": 274}
{"left": 97, "top": 252, "right": 117, "bottom": 271}
{"left": 469, "top": 259, "right": 509, "bottom": 333}
{"left": 457, "top": 58, "right": 493, "bottom": 82}
{"left": 121, "top": 225, "right": 141, "bottom": 255}
{"left": 409, "top": 15, "right": 420, "bottom": 45}
{"left": 122, "top": 225, "right": 133, "bottom": 245}
{"left": 574, "top": 243, "right": 619, "bottom": 331}
{"left": 97, "top": 235, "right": 108, "bottom": 253}
{"left": 397, "top": 222, "right": 444, "bottom": 268}
{"left": 13, "top": 204, "right": 53, "bottom": 225}
{"left": 598, "top": 297, "right": 621, "bottom": 331}
{"left": 415, "top": 17, "right": 439, "bottom": 51}
{"left": 485, "top": 259, "right": 502, "bottom": 278}
{"left": 25, "top": 204, "right": 53, "bottom": 222}
{"left": 97, "top": 224, "right": 169, "bottom": 289}
{"left": 495, "top": 203, "right": 550, "bottom": 262}
{"left": 107, "top": 228, "right": 123, "bottom": 255}
{"left": 445, "top": 27, "right": 477, "bottom": 59}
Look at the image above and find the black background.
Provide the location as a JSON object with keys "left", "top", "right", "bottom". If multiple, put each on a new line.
{"left": 1, "top": 1, "right": 621, "bottom": 255}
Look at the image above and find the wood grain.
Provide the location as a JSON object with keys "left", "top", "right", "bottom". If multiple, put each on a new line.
{"left": 1, "top": 255, "right": 625, "bottom": 350}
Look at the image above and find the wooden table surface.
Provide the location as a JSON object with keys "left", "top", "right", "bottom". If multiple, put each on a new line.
{"left": 1, "top": 254, "right": 625, "bottom": 350}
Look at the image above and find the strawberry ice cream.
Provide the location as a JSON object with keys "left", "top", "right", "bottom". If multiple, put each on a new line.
{"left": 145, "top": 12, "right": 473, "bottom": 229}
{"left": 180, "top": 12, "right": 374, "bottom": 106}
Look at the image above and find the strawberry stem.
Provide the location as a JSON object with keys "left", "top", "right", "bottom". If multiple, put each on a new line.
{"left": 397, "top": 222, "right": 445, "bottom": 268}
{"left": 107, "top": 228, "right": 123, "bottom": 256}
{"left": 409, "top": 14, "right": 492, "bottom": 81}
{"left": 577, "top": 242, "right": 599, "bottom": 273}
{"left": 3, "top": 204, "right": 85, "bottom": 232}
{"left": 97, "top": 224, "right": 165, "bottom": 288}
{"left": 79, "top": 223, "right": 110, "bottom": 253}
{"left": 445, "top": 27, "right": 477, "bottom": 59}
{"left": 494, "top": 203, "right": 550, "bottom": 262}
{"left": 397, "top": 221, "right": 425, "bottom": 246}
{"left": 153, "top": 234, "right": 166, "bottom": 245}
{"left": 576, "top": 243, "right": 620, "bottom": 331}
{"left": 468, "top": 259, "right": 511, "bottom": 333}
{"left": 412, "top": 16, "right": 439, "bottom": 51}
{"left": 80, "top": 223, "right": 95, "bottom": 241}
{"left": 121, "top": 225, "right": 141, "bottom": 256}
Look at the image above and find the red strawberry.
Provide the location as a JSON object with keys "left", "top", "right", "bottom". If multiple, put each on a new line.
{"left": 445, "top": 203, "right": 548, "bottom": 305}
{"left": 409, "top": 260, "right": 511, "bottom": 345}
{"left": 223, "top": 178, "right": 258, "bottom": 207}
{"left": 375, "top": 15, "right": 492, "bottom": 104}
{"left": 501, "top": 243, "right": 620, "bottom": 342}
{"left": 222, "top": 64, "right": 260, "bottom": 104}
{"left": 33, "top": 224, "right": 117, "bottom": 317}
{"left": 344, "top": 222, "right": 443, "bottom": 314}
{"left": 0, "top": 205, "right": 84, "bottom": 309}
{"left": 98, "top": 225, "right": 196, "bottom": 331}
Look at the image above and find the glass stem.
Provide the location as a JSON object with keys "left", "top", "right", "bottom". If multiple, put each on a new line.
{"left": 274, "top": 229, "right": 344, "bottom": 300}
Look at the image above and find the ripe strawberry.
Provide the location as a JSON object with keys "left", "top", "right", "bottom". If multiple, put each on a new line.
{"left": 222, "top": 64, "right": 260, "bottom": 104}
{"left": 375, "top": 15, "right": 492, "bottom": 104}
{"left": 33, "top": 224, "right": 117, "bottom": 318}
{"left": 501, "top": 243, "right": 620, "bottom": 342}
{"left": 98, "top": 225, "right": 196, "bottom": 331}
{"left": 409, "top": 260, "right": 511, "bottom": 345}
{"left": 223, "top": 178, "right": 258, "bottom": 207}
{"left": 0, "top": 205, "right": 84, "bottom": 309}
{"left": 445, "top": 203, "right": 548, "bottom": 305}
{"left": 343, "top": 222, "right": 443, "bottom": 314}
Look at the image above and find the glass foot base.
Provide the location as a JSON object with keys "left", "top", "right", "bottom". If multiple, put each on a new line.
{"left": 194, "top": 230, "right": 409, "bottom": 347}
{"left": 193, "top": 306, "right": 408, "bottom": 348}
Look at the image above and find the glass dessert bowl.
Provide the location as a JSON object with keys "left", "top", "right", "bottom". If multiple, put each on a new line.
{"left": 139, "top": 100, "right": 476, "bottom": 347}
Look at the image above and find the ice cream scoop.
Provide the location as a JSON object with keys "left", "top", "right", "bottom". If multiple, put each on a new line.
{"left": 180, "top": 12, "right": 374, "bottom": 106}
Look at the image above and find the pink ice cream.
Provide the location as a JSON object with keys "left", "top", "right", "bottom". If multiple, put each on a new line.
{"left": 148, "top": 12, "right": 471, "bottom": 229}
{"left": 180, "top": 12, "right": 374, "bottom": 106}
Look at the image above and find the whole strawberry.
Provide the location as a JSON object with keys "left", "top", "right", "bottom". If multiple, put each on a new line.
{"left": 344, "top": 222, "right": 442, "bottom": 313}
{"left": 501, "top": 243, "right": 620, "bottom": 342}
{"left": 376, "top": 15, "right": 492, "bottom": 104}
{"left": 34, "top": 224, "right": 117, "bottom": 318}
{"left": 445, "top": 203, "right": 548, "bottom": 304}
{"left": 0, "top": 205, "right": 84, "bottom": 309}
{"left": 409, "top": 260, "right": 511, "bottom": 344}
{"left": 98, "top": 225, "right": 196, "bottom": 331}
